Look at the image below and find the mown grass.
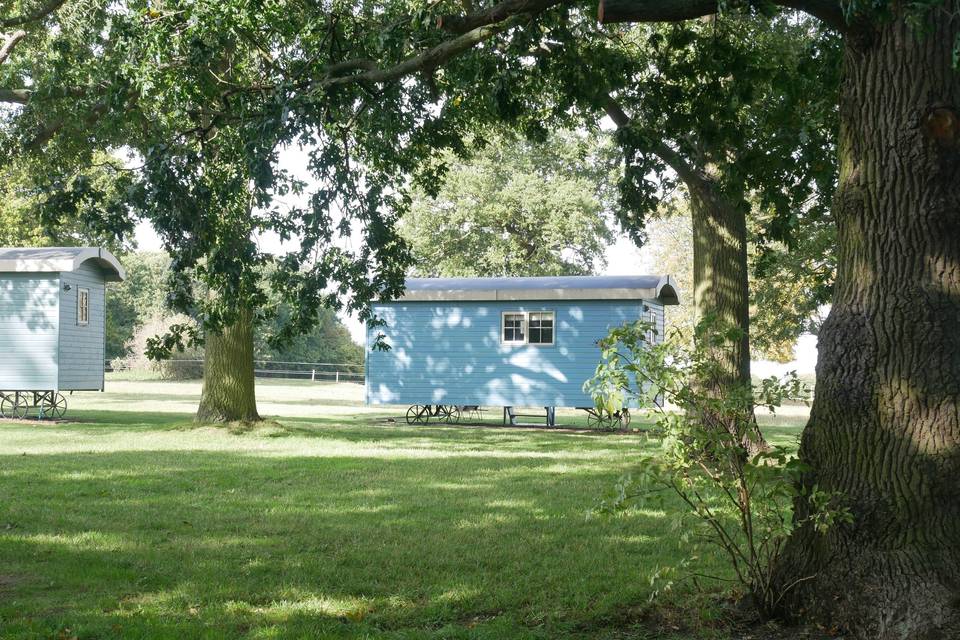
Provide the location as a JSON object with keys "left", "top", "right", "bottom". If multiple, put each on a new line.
{"left": 0, "top": 381, "right": 807, "bottom": 639}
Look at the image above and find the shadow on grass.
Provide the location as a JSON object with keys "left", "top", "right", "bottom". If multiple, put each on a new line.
{"left": 0, "top": 444, "right": 720, "bottom": 640}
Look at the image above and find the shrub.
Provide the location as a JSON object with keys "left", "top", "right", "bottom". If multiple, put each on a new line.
{"left": 112, "top": 314, "right": 204, "bottom": 380}
{"left": 586, "top": 319, "right": 851, "bottom": 617}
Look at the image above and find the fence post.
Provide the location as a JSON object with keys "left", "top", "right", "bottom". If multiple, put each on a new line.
{"left": 311, "top": 369, "right": 316, "bottom": 382}
{"left": 336, "top": 371, "right": 340, "bottom": 383}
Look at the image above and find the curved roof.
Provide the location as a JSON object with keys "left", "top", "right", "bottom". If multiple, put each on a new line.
{"left": 0, "top": 247, "right": 125, "bottom": 282}
{"left": 399, "top": 275, "right": 679, "bottom": 304}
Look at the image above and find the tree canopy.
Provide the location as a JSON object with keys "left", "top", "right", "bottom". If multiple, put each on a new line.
{"left": 402, "top": 130, "right": 615, "bottom": 277}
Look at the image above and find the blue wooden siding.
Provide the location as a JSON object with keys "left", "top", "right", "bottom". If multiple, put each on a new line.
{"left": 58, "top": 261, "right": 106, "bottom": 391}
{"left": 0, "top": 274, "right": 60, "bottom": 390}
{"left": 366, "top": 299, "right": 662, "bottom": 408}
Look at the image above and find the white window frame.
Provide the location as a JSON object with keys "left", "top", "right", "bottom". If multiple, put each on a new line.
{"left": 77, "top": 287, "right": 90, "bottom": 326}
{"left": 500, "top": 310, "right": 555, "bottom": 346}
{"left": 501, "top": 311, "right": 527, "bottom": 345}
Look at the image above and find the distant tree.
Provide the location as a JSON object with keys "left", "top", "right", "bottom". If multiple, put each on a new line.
{"left": 401, "top": 131, "right": 615, "bottom": 277}
{"left": 0, "top": 156, "right": 135, "bottom": 251}
{"left": 645, "top": 199, "right": 834, "bottom": 363}
{"left": 108, "top": 251, "right": 362, "bottom": 367}
{"left": 257, "top": 306, "right": 362, "bottom": 366}
{"left": 105, "top": 251, "right": 170, "bottom": 359}
{"left": 749, "top": 205, "right": 834, "bottom": 363}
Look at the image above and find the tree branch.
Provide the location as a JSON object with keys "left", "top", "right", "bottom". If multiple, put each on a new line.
{"left": 322, "top": 19, "right": 516, "bottom": 88}
{"left": 0, "top": 0, "right": 68, "bottom": 28}
{"left": 438, "top": 0, "right": 569, "bottom": 34}
{"left": 597, "top": 0, "right": 847, "bottom": 34}
{"left": 0, "top": 87, "right": 30, "bottom": 103}
{"left": 604, "top": 94, "right": 704, "bottom": 189}
{"left": 0, "top": 29, "right": 27, "bottom": 64}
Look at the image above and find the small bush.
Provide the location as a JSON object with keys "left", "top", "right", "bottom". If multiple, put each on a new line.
{"left": 112, "top": 314, "right": 204, "bottom": 380}
{"left": 586, "top": 319, "right": 851, "bottom": 617}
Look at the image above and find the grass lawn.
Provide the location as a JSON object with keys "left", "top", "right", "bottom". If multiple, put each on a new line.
{"left": 0, "top": 379, "right": 808, "bottom": 639}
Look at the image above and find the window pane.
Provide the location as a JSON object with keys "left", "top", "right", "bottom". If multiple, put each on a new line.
{"left": 78, "top": 290, "right": 89, "bottom": 325}
{"left": 528, "top": 312, "right": 554, "bottom": 344}
{"left": 503, "top": 314, "right": 525, "bottom": 342}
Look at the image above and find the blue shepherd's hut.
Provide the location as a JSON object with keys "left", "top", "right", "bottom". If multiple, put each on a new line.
{"left": 0, "top": 247, "right": 125, "bottom": 419}
{"left": 365, "top": 275, "right": 679, "bottom": 427}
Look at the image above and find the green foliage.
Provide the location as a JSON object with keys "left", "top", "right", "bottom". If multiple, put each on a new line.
{"left": 256, "top": 306, "right": 363, "bottom": 365}
{"left": 402, "top": 130, "right": 615, "bottom": 277}
{"left": 1, "top": 0, "right": 841, "bottom": 364}
{"left": 105, "top": 251, "right": 170, "bottom": 359}
{"left": 108, "top": 251, "right": 362, "bottom": 365}
{"left": 0, "top": 155, "right": 135, "bottom": 252}
{"left": 587, "top": 319, "right": 852, "bottom": 616}
{"left": 643, "top": 200, "right": 833, "bottom": 361}
{"left": 541, "top": 13, "right": 841, "bottom": 249}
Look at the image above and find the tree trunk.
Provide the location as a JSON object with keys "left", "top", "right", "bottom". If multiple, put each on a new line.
{"left": 688, "top": 177, "right": 752, "bottom": 389}
{"left": 774, "top": 9, "right": 960, "bottom": 638}
{"left": 196, "top": 307, "right": 260, "bottom": 423}
{"left": 686, "top": 174, "right": 766, "bottom": 454}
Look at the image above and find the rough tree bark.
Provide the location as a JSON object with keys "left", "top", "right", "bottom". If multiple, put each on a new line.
{"left": 773, "top": 9, "right": 960, "bottom": 638}
{"left": 687, "top": 173, "right": 752, "bottom": 389}
{"left": 196, "top": 307, "right": 260, "bottom": 423}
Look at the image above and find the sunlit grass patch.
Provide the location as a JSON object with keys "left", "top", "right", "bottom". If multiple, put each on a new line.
{"left": 0, "top": 380, "right": 808, "bottom": 639}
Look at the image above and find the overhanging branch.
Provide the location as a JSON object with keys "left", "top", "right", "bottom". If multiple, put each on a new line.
{"left": 1, "top": 0, "right": 68, "bottom": 28}
{"left": 597, "top": 0, "right": 847, "bottom": 33}
{"left": 322, "top": 19, "right": 517, "bottom": 88}
{"left": 604, "top": 94, "right": 702, "bottom": 188}
{"left": 0, "top": 87, "right": 30, "bottom": 103}
{"left": 438, "top": 0, "right": 570, "bottom": 34}
{"left": 598, "top": 0, "right": 717, "bottom": 23}
{"left": 0, "top": 29, "right": 27, "bottom": 64}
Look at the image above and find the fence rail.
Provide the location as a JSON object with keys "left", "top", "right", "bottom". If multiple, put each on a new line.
{"left": 106, "top": 359, "right": 364, "bottom": 383}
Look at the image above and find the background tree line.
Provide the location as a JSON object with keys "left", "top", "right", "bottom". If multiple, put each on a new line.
{"left": 107, "top": 252, "right": 363, "bottom": 371}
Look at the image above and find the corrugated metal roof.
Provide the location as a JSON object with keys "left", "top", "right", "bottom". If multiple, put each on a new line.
{"left": 0, "top": 247, "right": 125, "bottom": 282}
{"left": 397, "top": 275, "right": 679, "bottom": 304}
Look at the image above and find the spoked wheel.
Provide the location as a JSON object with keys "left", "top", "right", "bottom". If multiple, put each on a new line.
{"left": 405, "top": 404, "right": 431, "bottom": 425}
{"left": 443, "top": 405, "right": 461, "bottom": 424}
{"left": 619, "top": 408, "right": 631, "bottom": 428}
{"left": 40, "top": 392, "right": 67, "bottom": 420}
{"left": 1, "top": 393, "right": 28, "bottom": 420}
{"left": 586, "top": 409, "right": 619, "bottom": 431}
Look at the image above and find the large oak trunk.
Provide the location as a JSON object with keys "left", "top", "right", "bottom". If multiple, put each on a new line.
{"left": 686, "top": 176, "right": 766, "bottom": 453}
{"left": 774, "top": 9, "right": 960, "bottom": 638}
{"left": 688, "top": 179, "right": 752, "bottom": 388}
{"left": 196, "top": 307, "right": 260, "bottom": 423}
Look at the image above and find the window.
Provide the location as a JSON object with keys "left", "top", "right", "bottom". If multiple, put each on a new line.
{"left": 528, "top": 312, "right": 554, "bottom": 345}
{"left": 502, "top": 312, "right": 525, "bottom": 344}
{"left": 77, "top": 288, "right": 89, "bottom": 326}
{"left": 501, "top": 311, "right": 554, "bottom": 346}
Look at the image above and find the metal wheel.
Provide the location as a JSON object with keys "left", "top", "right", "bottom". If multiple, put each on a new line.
{"left": 1, "top": 393, "right": 28, "bottom": 420}
{"left": 586, "top": 409, "right": 613, "bottom": 431}
{"left": 40, "top": 392, "right": 67, "bottom": 419}
{"left": 587, "top": 408, "right": 623, "bottom": 431}
{"left": 405, "top": 404, "right": 431, "bottom": 425}
{"left": 444, "top": 405, "right": 461, "bottom": 424}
